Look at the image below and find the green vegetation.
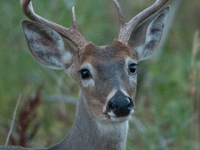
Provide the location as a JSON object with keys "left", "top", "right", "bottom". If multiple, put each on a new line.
{"left": 0, "top": 0, "right": 199, "bottom": 149}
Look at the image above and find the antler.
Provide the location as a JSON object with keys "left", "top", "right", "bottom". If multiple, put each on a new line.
{"left": 20, "top": 0, "right": 87, "bottom": 52}
{"left": 113, "top": 0, "right": 169, "bottom": 44}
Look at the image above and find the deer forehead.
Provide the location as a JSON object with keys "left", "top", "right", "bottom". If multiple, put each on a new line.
{"left": 80, "top": 41, "right": 132, "bottom": 65}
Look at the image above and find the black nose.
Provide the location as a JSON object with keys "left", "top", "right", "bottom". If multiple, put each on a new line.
{"left": 107, "top": 91, "right": 134, "bottom": 117}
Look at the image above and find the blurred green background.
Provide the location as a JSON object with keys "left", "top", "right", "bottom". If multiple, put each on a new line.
{"left": 0, "top": 0, "right": 200, "bottom": 149}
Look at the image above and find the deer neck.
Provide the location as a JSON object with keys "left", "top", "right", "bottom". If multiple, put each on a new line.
{"left": 53, "top": 91, "right": 129, "bottom": 150}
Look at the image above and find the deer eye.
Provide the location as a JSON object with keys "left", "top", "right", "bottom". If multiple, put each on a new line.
{"left": 79, "top": 69, "right": 91, "bottom": 79}
{"left": 129, "top": 63, "right": 137, "bottom": 74}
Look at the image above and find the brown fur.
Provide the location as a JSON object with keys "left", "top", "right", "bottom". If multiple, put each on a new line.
{"left": 80, "top": 40, "right": 132, "bottom": 64}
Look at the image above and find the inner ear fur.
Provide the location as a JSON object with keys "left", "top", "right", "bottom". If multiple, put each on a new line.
{"left": 128, "top": 6, "right": 170, "bottom": 62}
{"left": 21, "top": 20, "right": 76, "bottom": 70}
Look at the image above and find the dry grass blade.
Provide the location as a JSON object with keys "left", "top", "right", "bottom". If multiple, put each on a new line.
{"left": 5, "top": 94, "right": 22, "bottom": 146}
{"left": 191, "top": 31, "right": 200, "bottom": 66}
{"left": 189, "top": 30, "right": 200, "bottom": 146}
{"left": 6, "top": 83, "right": 44, "bottom": 147}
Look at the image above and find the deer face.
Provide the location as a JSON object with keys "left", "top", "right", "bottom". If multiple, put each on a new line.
{"left": 76, "top": 41, "right": 137, "bottom": 122}
{"left": 21, "top": 0, "right": 169, "bottom": 123}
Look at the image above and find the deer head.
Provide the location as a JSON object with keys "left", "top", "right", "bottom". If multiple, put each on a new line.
{"left": 20, "top": 0, "right": 169, "bottom": 130}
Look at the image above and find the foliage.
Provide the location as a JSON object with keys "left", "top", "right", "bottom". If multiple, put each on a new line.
{"left": 0, "top": 0, "right": 200, "bottom": 149}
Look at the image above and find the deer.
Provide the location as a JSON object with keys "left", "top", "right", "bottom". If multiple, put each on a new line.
{"left": 0, "top": 0, "right": 170, "bottom": 149}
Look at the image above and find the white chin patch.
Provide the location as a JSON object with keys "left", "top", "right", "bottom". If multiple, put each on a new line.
{"left": 110, "top": 115, "right": 132, "bottom": 123}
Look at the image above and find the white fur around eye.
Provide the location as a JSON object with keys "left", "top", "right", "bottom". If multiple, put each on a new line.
{"left": 81, "top": 79, "right": 95, "bottom": 87}
{"left": 80, "top": 63, "right": 95, "bottom": 87}
{"left": 125, "top": 57, "right": 137, "bottom": 84}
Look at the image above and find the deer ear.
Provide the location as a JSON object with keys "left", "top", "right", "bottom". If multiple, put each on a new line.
{"left": 21, "top": 20, "right": 75, "bottom": 70}
{"left": 128, "top": 6, "right": 169, "bottom": 62}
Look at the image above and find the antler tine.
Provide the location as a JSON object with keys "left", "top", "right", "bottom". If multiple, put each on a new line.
{"left": 113, "top": 0, "right": 125, "bottom": 29}
{"left": 72, "top": 7, "right": 78, "bottom": 30}
{"left": 20, "top": 0, "right": 87, "bottom": 52}
{"left": 118, "top": 0, "right": 169, "bottom": 43}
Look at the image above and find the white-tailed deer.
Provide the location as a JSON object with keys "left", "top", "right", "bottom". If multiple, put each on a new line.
{"left": 0, "top": 0, "right": 169, "bottom": 149}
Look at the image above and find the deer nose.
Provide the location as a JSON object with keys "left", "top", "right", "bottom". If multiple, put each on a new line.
{"left": 107, "top": 91, "right": 134, "bottom": 117}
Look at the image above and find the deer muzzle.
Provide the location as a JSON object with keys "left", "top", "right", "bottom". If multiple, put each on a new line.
{"left": 107, "top": 90, "right": 134, "bottom": 117}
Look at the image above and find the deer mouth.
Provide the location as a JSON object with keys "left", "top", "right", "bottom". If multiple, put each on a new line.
{"left": 103, "top": 108, "right": 134, "bottom": 123}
